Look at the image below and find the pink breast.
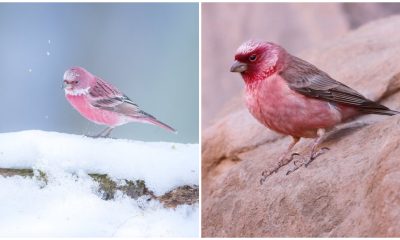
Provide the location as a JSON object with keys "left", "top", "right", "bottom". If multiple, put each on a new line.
{"left": 66, "top": 94, "right": 123, "bottom": 127}
{"left": 245, "top": 75, "right": 344, "bottom": 138}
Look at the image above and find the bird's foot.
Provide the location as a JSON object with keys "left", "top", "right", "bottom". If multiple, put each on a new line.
{"left": 84, "top": 134, "right": 107, "bottom": 139}
{"left": 260, "top": 169, "right": 276, "bottom": 185}
{"left": 285, "top": 153, "right": 306, "bottom": 175}
{"left": 84, "top": 132, "right": 112, "bottom": 138}
{"left": 260, "top": 152, "right": 299, "bottom": 185}
{"left": 84, "top": 133, "right": 96, "bottom": 138}
{"left": 305, "top": 147, "right": 330, "bottom": 168}
{"left": 85, "top": 127, "right": 114, "bottom": 139}
{"left": 286, "top": 147, "right": 330, "bottom": 175}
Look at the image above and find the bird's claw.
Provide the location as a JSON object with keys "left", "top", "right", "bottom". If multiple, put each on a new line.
{"left": 305, "top": 147, "right": 330, "bottom": 168}
{"left": 287, "top": 146, "right": 330, "bottom": 174}
{"left": 84, "top": 127, "right": 114, "bottom": 139}
{"left": 260, "top": 147, "right": 329, "bottom": 184}
{"left": 84, "top": 134, "right": 107, "bottom": 139}
{"left": 260, "top": 169, "right": 275, "bottom": 185}
{"left": 293, "top": 159, "right": 303, "bottom": 167}
{"left": 286, "top": 155, "right": 306, "bottom": 175}
{"left": 84, "top": 134, "right": 97, "bottom": 138}
{"left": 259, "top": 176, "right": 266, "bottom": 185}
{"left": 260, "top": 170, "right": 271, "bottom": 185}
{"left": 260, "top": 153, "right": 301, "bottom": 184}
{"left": 286, "top": 161, "right": 304, "bottom": 175}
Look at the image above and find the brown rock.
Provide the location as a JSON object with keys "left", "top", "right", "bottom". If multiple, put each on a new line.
{"left": 202, "top": 15, "right": 400, "bottom": 237}
{"left": 342, "top": 3, "right": 400, "bottom": 28}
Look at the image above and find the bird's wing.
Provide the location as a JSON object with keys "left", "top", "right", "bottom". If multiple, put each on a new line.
{"left": 88, "top": 77, "right": 176, "bottom": 132}
{"left": 88, "top": 77, "right": 151, "bottom": 119}
{"left": 282, "top": 56, "right": 396, "bottom": 115}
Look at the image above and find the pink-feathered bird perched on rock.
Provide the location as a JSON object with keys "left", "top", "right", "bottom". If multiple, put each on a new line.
{"left": 230, "top": 40, "right": 399, "bottom": 183}
{"left": 63, "top": 66, "right": 176, "bottom": 138}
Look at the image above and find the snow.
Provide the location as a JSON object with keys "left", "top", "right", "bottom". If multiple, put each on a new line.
{"left": 0, "top": 130, "right": 199, "bottom": 237}
{"left": 0, "top": 130, "right": 198, "bottom": 195}
{"left": 0, "top": 175, "right": 198, "bottom": 237}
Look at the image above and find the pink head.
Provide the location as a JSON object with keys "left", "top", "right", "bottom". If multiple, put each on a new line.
{"left": 230, "top": 40, "right": 285, "bottom": 83}
{"left": 63, "top": 66, "right": 95, "bottom": 95}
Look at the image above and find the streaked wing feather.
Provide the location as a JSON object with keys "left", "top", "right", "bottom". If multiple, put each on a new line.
{"left": 282, "top": 56, "right": 392, "bottom": 112}
{"left": 88, "top": 78, "right": 149, "bottom": 118}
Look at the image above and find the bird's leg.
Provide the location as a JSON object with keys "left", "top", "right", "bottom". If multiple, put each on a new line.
{"left": 303, "top": 121, "right": 368, "bottom": 165}
{"left": 285, "top": 129, "right": 329, "bottom": 175}
{"left": 260, "top": 136, "right": 300, "bottom": 184}
{"left": 88, "top": 127, "right": 114, "bottom": 138}
{"left": 304, "top": 128, "right": 329, "bottom": 167}
{"left": 101, "top": 127, "right": 114, "bottom": 138}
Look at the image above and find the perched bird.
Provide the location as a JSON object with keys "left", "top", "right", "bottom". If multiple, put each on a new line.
{"left": 63, "top": 66, "right": 176, "bottom": 137}
{"left": 230, "top": 40, "right": 399, "bottom": 181}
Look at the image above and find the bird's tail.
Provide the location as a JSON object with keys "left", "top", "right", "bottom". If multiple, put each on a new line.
{"left": 145, "top": 117, "right": 177, "bottom": 133}
{"left": 130, "top": 109, "right": 177, "bottom": 133}
{"left": 360, "top": 106, "right": 400, "bottom": 116}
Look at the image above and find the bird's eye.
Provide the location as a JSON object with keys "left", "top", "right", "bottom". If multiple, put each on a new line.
{"left": 73, "top": 80, "right": 78, "bottom": 84}
{"left": 249, "top": 54, "right": 257, "bottom": 62}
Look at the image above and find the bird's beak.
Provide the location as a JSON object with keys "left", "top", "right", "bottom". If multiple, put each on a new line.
{"left": 62, "top": 80, "right": 71, "bottom": 89}
{"left": 230, "top": 61, "right": 248, "bottom": 73}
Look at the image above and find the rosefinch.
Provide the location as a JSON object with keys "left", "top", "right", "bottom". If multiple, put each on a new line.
{"left": 63, "top": 66, "right": 176, "bottom": 137}
{"left": 230, "top": 40, "right": 399, "bottom": 181}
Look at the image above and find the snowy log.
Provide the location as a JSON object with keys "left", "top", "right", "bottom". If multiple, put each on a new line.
{"left": 0, "top": 130, "right": 199, "bottom": 206}
{"left": 0, "top": 167, "right": 198, "bottom": 207}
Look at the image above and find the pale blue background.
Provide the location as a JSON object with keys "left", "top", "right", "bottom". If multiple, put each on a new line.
{"left": 0, "top": 3, "right": 199, "bottom": 143}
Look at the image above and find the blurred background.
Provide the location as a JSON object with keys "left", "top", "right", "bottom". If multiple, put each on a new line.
{"left": 0, "top": 3, "right": 199, "bottom": 143}
{"left": 202, "top": 2, "right": 400, "bottom": 128}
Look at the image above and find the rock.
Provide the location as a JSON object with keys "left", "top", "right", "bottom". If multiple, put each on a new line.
{"left": 342, "top": 3, "right": 400, "bottom": 28}
{"left": 202, "top": 15, "right": 400, "bottom": 237}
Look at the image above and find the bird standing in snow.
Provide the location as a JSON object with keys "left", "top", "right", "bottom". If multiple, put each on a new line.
{"left": 63, "top": 67, "right": 176, "bottom": 137}
{"left": 230, "top": 40, "right": 399, "bottom": 182}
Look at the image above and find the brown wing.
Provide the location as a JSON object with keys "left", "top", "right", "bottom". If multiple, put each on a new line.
{"left": 281, "top": 56, "right": 398, "bottom": 116}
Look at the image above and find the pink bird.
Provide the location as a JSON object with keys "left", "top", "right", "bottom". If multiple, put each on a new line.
{"left": 63, "top": 66, "right": 176, "bottom": 137}
{"left": 230, "top": 40, "right": 399, "bottom": 182}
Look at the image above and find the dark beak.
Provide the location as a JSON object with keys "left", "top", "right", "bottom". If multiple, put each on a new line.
{"left": 230, "top": 61, "right": 248, "bottom": 73}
